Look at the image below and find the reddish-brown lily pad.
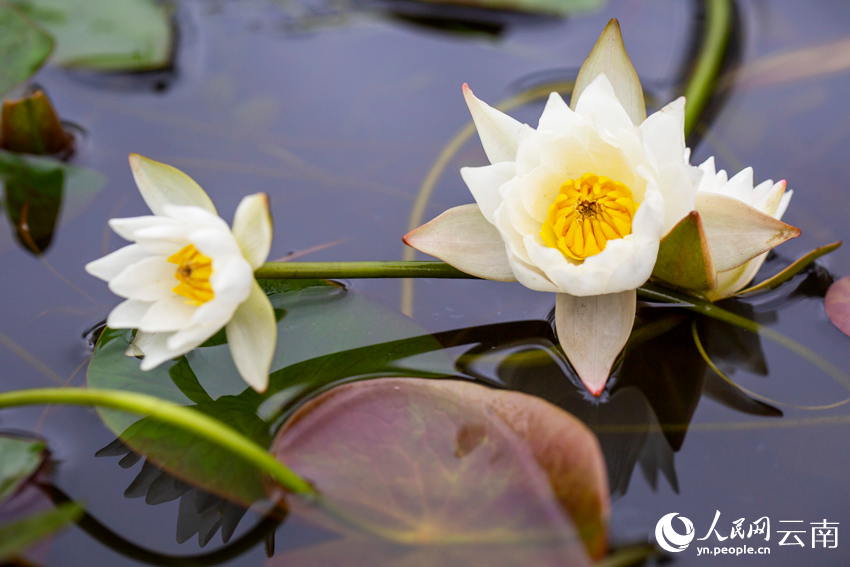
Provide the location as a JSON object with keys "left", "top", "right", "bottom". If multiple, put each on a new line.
{"left": 825, "top": 276, "right": 850, "bottom": 337}
{"left": 268, "top": 378, "right": 608, "bottom": 565}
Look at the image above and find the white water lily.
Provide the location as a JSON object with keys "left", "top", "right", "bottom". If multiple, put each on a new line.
{"left": 85, "top": 154, "right": 276, "bottom": 392}
{"left": 694, "top": 157, "right": 795, "bottom": 300}
{"left": 405, "top": 21, "right": 701, "bottom": 395}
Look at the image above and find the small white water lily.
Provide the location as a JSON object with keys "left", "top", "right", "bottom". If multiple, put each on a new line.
{"left": 694, "top": 157, "right": 796, "bottom": 300}
{"left": 405, "top": 20, "right": 701, "bottom": 396}
{"left": 86, "top": 154, "right": 276, "bottom": 392}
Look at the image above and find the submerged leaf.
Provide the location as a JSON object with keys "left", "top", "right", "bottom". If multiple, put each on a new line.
{"left": 0, "top": 3, "right": 53, "bottom": 96}
{"left": 11, "top": 0, "right": 172, "bottom": 71}
{"left": 0, "top": 503, "right": 82, "bottom": 562}
{"left": 0, "top": 436, "right": 45, "bottom": 504}
{"left": 269, "top": 378, "right": 608, "bottom": 563}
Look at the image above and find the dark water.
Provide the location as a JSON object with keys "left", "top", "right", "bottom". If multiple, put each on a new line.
{"left": 2, "top": 0, "right": 850, "bottom": 565}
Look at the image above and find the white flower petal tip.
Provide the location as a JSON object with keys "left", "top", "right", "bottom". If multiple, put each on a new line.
{"left": 226, "top": 280, "right": 276, "bottom": 392}
{"left": 570, "top": 18, "right": 646, "bottom": 125}
{"left": 404, "top": 204, "right": 516, "bottom": 281}
{"left": 555, "top": 291, "right": 636, "bottom": 397}
{"left": 232, "top": 193, "right": 273, "bottom": 270}
{"left": 462, "top": 83, "right": 523, "bottom": 164}
{"left": 128, "top": 153, "right": 217, "bottom": 216}
{"left": 696, "top": 192, "right": 801, "bottom": 273}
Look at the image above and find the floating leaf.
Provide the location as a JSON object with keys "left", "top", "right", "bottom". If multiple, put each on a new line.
{"left": 269, "top": 378, "right": 608, "bottom": 564}
{"left": 0, "top": 436, "right": 45, "bottom": 504}
{"left": 736, "top": 241, "right": 841, "bottom": 297}
{"left": 411, "top": 0, "right": 603, "bottom": 16}
{"left": 0, "top": 503, "right": 82, "bottom": 562}
{"left": 0, "top": 151, "right": 106, "bottom": 254}
{"left": 11, "top": 0, "right": 173, "bottom": 71}
{"left": 825, "top": 276, "right": 850, "bottom": 338}
{"left": 88, "top": 281, "right": 455, "bottom": 507}
{"left": 0, "top": 89, "right": 72, "bottom": 155}
{"left": 0, "top": 2, "right": 53, "bottom": 96}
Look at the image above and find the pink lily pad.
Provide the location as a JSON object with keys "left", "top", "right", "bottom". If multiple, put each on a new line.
{"left": 825, "top": 275, "right": 850, "bottom": 337}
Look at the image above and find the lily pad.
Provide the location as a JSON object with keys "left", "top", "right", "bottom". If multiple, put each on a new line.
{"left": 0, "top": 89, "right": 73, "bottom": 155}
{"left": 269, "top": 378, "right": 608, "bottom": 563}
{"left": 0, "top": 436, "right": 45, "bottom": 504}
{"left": 88, "top": 281, "right": 455, "bottom": 507}
{"left": 413, "top": 0, "right": 603, "bottom": 17}
{"left": 10, "top": 0, "right": 172, "bottom": 71}
{"left": 0, "top": 3, "right": 53, "bottom": 96}
{"left": 825, "top": 275, "right": 850, "bottom": 338}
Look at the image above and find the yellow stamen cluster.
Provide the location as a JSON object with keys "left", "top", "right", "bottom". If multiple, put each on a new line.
{"left": 168, "top": 244, "right": 214, "bottom": 305}
{"left": 541, "top": 173, "right": 637, "bottom": 260}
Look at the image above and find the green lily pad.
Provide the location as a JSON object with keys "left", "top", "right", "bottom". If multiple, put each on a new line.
{"left": 268, "top": 378, "right": 609, "bottom": 564}
{"left": 0, "top": 436, "right": 45, "bottom": 504}
{"left": 414, "top": 0, "right": 603, "bottom": 16}
{"left": 10, "top": 0, "right": 172, "bottom": 71}
{"left": 0, "top": 2, "right": 53, "bottom": 96}
{"left": 87, "top": 281, "right": 455, "bottom": 506}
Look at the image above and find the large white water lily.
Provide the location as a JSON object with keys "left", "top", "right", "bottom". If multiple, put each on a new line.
{"left": 85, "top": 154, "right": 276, "bottom": 392}
{"left": 405, "top": 20, "right": 701, "bottom": 396}
{"left": 693, "top": 157, "right": 796, "bottom": 300}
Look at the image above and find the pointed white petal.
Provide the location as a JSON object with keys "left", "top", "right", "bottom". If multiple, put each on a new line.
{"left": 537, "top": 92, "right": 582, "bottom": 132}
{"left": 107, "top": 299, "right": 152, "bottom": 329}
{"left": 460, "top": 162, "right": 516, "bottom": 224}
{"left": 138, "top": 329, "right": 208, "bottom": 371}
{"left": 225, "top": 281, "right": 276, "bottom": 392}
{"left": 570, "top": 19, "right": 645, "bottom": 126}
{"left": 231, "top": 193, "right": 273, "bottom": 270}
{"left": 403, "top": 204, "right": 516, "bottom": 281}
{"left": 166, "top": 323, "right": 221, "bottom": 352}
{"left": 108, "top": 256, "right": 177, "bottom": 301}
{"left": 85, "top": 245, "right": 152, "bottom": 282}
{"left": 129, "top": 154, "right": 216, "bottom": 216}
{"left": 138, "top": 295, "right": 197, "bottom": 332}
{"left": 640, "top": 97, "right": 686, "bottom": 166}
{"left": 462, "top": 84, "right": 522, "bottom": 164}
{"left": 555, "top": 290, "right": 636, "bottom": 397}
{"left": 696, "top": 192, "right": 801, "bottom": 272}
{"left": 574, "top": 75, "right": 634, "bottom": 132}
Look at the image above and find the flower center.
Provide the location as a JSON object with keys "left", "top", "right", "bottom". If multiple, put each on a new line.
{"left": 540, "top": 173, "right": 637, "bottom": 260}
{"left": 167, "top": 244, "right": 215, "bottom": 305}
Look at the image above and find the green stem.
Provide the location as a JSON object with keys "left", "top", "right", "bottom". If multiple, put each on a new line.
{"left": 683, "top": 0, "right": 733, "bottom": 137}
{"left": 0, "top": 388, "right": 316, "bottom": 498}
{"left": 256, "top": 261, "right": 472, "bottom": 280}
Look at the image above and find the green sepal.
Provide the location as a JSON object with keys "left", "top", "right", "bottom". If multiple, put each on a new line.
{"left": 652, "top": 211, "right": 716, "bottom": 291}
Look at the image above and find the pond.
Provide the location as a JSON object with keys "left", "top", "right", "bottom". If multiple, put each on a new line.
{"left": 2, "top": 0, "right": 850, "bottom": 565}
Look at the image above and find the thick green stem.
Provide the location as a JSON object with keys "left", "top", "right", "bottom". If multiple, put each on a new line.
{"left": 0, "top": 388, "right": 316, "bottom": 498}
{"left": 683, "top": 0, "right": 733, "bottom": 137}
{"left": 256, "top": 261, "right": 472, "bottom": 279}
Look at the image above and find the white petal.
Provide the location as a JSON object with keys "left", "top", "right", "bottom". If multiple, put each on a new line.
{"left": 129, "top": 154, "right": 216, "bottom": 216}
{"left": 462, "top": 84, "right": 523, "bottom": 164}
{"left": 225, "top": 280, "right": 276, "bottom": 392}
{"left": 570, "top": 19, "right": 645, "bottom": 126}
{"left": 537, "top": 92, "right": 583, "bottom": 133}
{"left": 696, "top": 192, "right": 801, "bottom": 272}
{"left": 460, "top": 162, "right": 515, "bottom": 224}
{"left": 138, "top": 295, "right": 198, "bottom": 332}
{"left": 85, "top": 245, "right": 152, "bottom": 282}
{"left": 109, "top": 216, "right": 177, "bottom": 242}
{"left": 574, "top": 74, "right": 636, "bottom": 133}
{"left": 555, "top": 290, "right": 636, "bottom": 396}
{"left": 403, "top": 204, "right": 516, "bottom": 281}
{"left": 108, "top": 256, "right": 177, "bottom": 301}
{"left": 107, "top": 299, "right": 152, "bottom": 329}
{"left": 166, "top": 323, "right": 221, "bottom": 353}
{"left": 640, "top": 97, "right": 686, "bottom": 168}
{"left": 706, "top": 255, "right": 766, "bottom": 301}
{"left": 137, "top": 331, "right": 193, "bottom": 370}
{"left": 231, "top": 194, "right": 273, "bottom": 270}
